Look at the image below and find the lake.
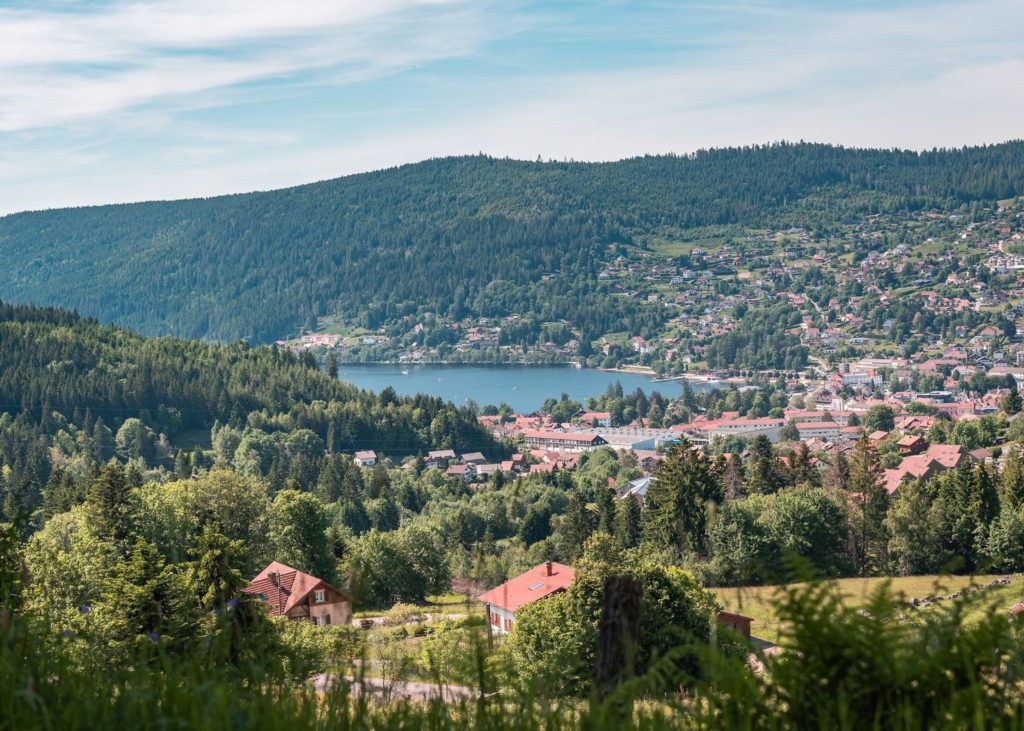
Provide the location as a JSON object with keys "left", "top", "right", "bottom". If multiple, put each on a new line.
{"left": 336, "top": 364, "right": 719, "bottom": 413}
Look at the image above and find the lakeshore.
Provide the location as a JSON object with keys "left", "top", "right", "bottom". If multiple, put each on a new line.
{"left": 336, "top": 363, "right": 722, "bottom": 413}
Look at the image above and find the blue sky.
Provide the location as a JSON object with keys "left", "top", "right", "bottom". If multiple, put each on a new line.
{"left": 1, "top": 0, "right": 1022, "bottom": 214}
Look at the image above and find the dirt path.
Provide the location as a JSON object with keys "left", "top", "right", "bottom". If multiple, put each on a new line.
{"left": 314, "top": 674, "right": 477, "bottom": 702}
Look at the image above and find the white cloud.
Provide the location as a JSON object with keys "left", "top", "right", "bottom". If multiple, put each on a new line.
{"left": 0, "top": 0, "right": 1022, "bottom": 214}
{"left": 0, "top": 0, "right": 498, "bottom": 130}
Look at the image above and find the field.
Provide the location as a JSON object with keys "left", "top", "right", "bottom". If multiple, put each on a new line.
{"left": 713, "top": 574, "right": 1023, "bottom": 644}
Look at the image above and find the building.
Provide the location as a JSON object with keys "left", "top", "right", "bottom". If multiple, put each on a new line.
{"left": 680, "top": 417, "right": 785, "bottom": 445}
{"left": 617, "top": 476, "right": 652, "bottom": 505}
{"left": 521, "top": 430, "right": 608, "bottom": 452}
{"left": 243, "top": 561, "right": 352, "bottom": 626}
{"left": 795, "top": 421, "right": 843, "bottom": 442}
{"left": 578, "top": 411, "right": 612, "bottom": 428}
{"left": 460, "top": 452, "right": 487, "bottom": 465}
{"left": 594, "top": 427, "right": 678, "bottom": 451}
{"left": 716, "top": 610, "right": 754, "bottom": 639}
{"left": 446, "top": 464, "right": 472, "bottom": 481}
{"left": 478, "top": 561, "right": 576, "bottom": 635}
{"left": 896, "top": 435, "right": 926, "bottom": 455}
{"left": 353, "top": 450, "right": 377, "bottom": 467}
{"left": 426, "top": 449, "right": 456, "bottom": 469}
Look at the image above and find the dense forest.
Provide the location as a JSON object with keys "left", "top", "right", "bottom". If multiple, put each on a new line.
{"left": 0, "top": 302, "right": 500, "bottom": 531}
{"left": 1, "top": 142, "right": 1023, "bottom": 342}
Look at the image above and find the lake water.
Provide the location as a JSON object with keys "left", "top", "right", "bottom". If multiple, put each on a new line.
{"left": 336, "top": 364, "right": 718, "bottom": 413}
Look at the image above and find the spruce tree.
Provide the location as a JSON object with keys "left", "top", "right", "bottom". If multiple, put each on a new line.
{"left": 86, "top": 463, "right": 134, "bottom": 547}
{"left": 615, "top": 496, "right": 642, "bottom": 549}
{"left": 642, "top": 440, "right": 720, "bottom": 556}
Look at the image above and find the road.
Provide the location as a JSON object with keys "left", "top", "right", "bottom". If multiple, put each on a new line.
{"left": 313, "top": 674, "right": 477, "bottom": 702}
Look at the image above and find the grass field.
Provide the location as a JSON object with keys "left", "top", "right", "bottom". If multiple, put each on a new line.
{"left": 352, "top": 593, "right": 484, "bottom": 621}
{"left": 713, "top": 574, "right": 1023, "bottom": 644}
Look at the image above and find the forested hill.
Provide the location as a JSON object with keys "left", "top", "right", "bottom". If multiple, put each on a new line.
{"left": 0, "top": 301, "right": 498, "bottom": 456}
{"left": 1, "top": 141, "right": 1023, "bottom": 342}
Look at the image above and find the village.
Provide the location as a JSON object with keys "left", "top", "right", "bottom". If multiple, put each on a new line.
{"left": 278, "top": 198, "right": 1024, "bottom": 379}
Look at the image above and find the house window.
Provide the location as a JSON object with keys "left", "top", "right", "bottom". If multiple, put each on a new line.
{"left": 314, "top": 590, "right": 326, "bottom": 604}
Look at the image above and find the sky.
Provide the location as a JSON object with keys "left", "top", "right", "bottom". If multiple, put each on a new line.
{"left": 1, "top": 0, "right": 1022, "bottom": 214}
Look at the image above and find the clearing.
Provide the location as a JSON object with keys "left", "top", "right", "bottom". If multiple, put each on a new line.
{"left": 713, "top": 574, "right": 1023, "bottom": 644}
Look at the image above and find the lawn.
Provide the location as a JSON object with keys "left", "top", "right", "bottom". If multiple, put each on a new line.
{"left": 351, "top": 593, "right": 484, "bottom": 622}
{"left": 713, "top": 574, "right": 1023, "bottom": 644}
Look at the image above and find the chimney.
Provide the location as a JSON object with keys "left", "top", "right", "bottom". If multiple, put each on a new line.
{"left": 269, "top": 571, "right": 279, "bottom": 586}
{"left": 545, "top": 561, "right": 553, "bottom": 577}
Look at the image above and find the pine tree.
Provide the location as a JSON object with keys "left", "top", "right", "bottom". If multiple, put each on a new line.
{"left": 91, "top": 418, "right": 114, "bottom": 462}
{"left": 86, "top": 463, "right": 134, "bottom": 547}
{"left": 315, "top": 455, "right": 344, "bottom": 503}
{"left": 747, "top": 435, "right": 782, "bottom": 494}
{"left": 846, "top": 438, "right": 888, "bottom": 575}
{"left": 614, "top": 496, "right": 642, "bottom": 549}
{"left": 642, "top": 440, "right": 720, "bottom": 556}
{"left": 188, "top": 524, "right": 245, "bottom": 612}
{"left": 597, "top": 488, "right": 616, "bottom": 534}
{"left": 824, "top": 451, "right": 850, "bottom": 494}
{"left": 792, "top": 442, "right": 820, "bottom": 487}
{"left": 559, "top": 488, "right": 595, "bottom": 561}
{"left": 1004, "top": 448, "right": 1024, "bottom": 511}
{"left": 721, "top": 454, "right": 747, "bottom": 500}
{"left": 1000, "top": 387, "right": 1023, "bottom": 415}
{"left": 105, "top": 537, "right": 182, "bottom": 648}
{"left": 173, "top": 449, "right": 191, "bottom": 479}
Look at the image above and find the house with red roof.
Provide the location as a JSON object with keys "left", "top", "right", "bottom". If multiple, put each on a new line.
{"left": 578, "top": 411, "right": 612, "bottom": 428}
{"left": 521, "top": 430, "right": 608, "bottom": 452}
{"left": 478, "top": 561, "right": 575, "bottom": 635}
{"left": 353, "top": 450, "right": 377, "bottom": 467}
{"left": 243, "top": 561, "right": 352, "bottom": 626}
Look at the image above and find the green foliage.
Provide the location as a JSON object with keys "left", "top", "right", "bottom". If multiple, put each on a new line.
{"left": 0, "top": 302, "right": 500, "bottom": 482}
{"left": 267, "top": 489, "right": 335, "bottom": 581}
{"left": 705, "top": 304, "right": 808, "bottom": 371}
{"left": 343, "top": 526, "right": 451, "bottom": 607}
{"left": 862, "top": 404, "right": 896, "bottom": 433}
{"left": 642, "top": 441, "right": 721, "bottom": 556}
{"left": 3, "top": 144, "right": 1024, "bottom": 343}
{"left": 704, "top": 488, "right": 850, "bottom": 585}
{"left": 501, "top": 533, "right": 719, "bottom": 698}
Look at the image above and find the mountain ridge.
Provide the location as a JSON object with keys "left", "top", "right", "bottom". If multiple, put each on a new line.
{"left": 1, "top": 141, "right": 1023, "bottom": 343}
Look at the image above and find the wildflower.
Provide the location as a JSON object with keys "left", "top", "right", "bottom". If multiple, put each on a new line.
{"left": 62, "top": 629, "right": 76, "bottom": 639}
{"left": 148, "top": 631, "right": 160, "bottom": 642}
{"left": 79, "top": 605, "right": 91, "bottom": 615}
{"left": 226, "top": 598, "right": 238, "bottom": 610}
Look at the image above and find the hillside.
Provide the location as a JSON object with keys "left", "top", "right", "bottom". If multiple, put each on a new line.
{"left": 0, "top": 301, "right": 499, "bottom": 502}
{"left": 1, "top": 142, "right": 1023, "bottom": 344}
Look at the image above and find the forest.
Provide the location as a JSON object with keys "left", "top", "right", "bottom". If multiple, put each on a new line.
{"left": 1, "top": 142, "right": 1023, "bottom": 343}
{"left": 0, "top": 301, "right": 500, "bottom": 533}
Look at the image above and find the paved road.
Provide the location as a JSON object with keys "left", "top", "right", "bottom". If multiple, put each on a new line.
{"left": 314, "top": 674, "right": 477, "bottom": 702}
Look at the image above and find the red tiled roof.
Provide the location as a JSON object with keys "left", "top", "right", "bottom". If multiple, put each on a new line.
{"left": 243, "top": 561, "right": 344, "bottom": 616}
{"left": 522, "top": 430, "right": 604, "bottom": 443}
{"left": 925, "top": 444, "right": 965, "bottom": 469}
{"left": 478, "top": 562, "right": 575, "bottom": 614}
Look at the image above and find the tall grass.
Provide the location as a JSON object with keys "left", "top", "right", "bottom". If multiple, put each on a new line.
{"left": 1, "top": 576, "right": 1023, "bottom": 730}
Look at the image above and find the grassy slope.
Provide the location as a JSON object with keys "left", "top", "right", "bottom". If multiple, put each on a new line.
{"left": 713, "top": 574, "right": 1024, "bottom": 644}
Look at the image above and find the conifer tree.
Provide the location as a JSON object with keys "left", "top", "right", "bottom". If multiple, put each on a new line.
{"left": 643, "top": 440, "right": 720, "bottom": 556}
